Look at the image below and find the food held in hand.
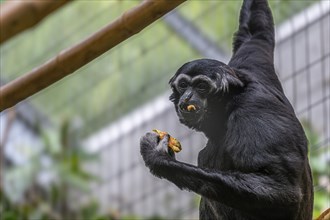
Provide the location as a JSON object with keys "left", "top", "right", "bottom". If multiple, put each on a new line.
{"left": 152, "top": 129, "right": 182, "bottom": 153}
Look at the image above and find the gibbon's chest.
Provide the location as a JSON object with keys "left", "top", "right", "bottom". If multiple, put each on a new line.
{"left": 197, "top": 141, "right": 234, "bottom": 170}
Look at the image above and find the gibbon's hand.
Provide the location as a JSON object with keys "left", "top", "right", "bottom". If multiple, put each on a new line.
{"left": 140, "top": 132, "right": 176, "bottom": 171}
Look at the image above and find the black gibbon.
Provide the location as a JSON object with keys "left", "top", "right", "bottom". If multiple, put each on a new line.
{"left": 140, "top": 0, "right": 313, "bottom": 219}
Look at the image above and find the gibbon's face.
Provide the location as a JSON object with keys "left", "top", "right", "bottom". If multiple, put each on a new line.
{"left": 169, "top": 59, "right": 243, "bottom": 129}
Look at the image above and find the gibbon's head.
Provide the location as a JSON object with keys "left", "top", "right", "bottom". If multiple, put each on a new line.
{"left": 169, "top": 59, "right": 243, "bottom": 130}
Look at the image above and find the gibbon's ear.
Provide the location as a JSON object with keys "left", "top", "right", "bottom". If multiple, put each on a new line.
{"left": 217, "top": 66, "right": 244, "bottom": 93}
{"left": 225, "top": 69, "right": 244, "bottom": 87}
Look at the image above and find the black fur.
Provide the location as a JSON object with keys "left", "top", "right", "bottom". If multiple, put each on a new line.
{"left": 140, "top": 0, "right": 313, "bottom": 219}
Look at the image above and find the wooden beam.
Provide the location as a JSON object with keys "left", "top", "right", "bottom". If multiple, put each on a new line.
{"left": 0, "top": 0, "right": 186, "bottom": 112}
{"left": 0, "top": 0, "right": 71, "bottom": 44}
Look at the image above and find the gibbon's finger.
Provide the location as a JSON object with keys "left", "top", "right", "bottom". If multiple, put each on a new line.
{"left": 156, "top": 134, "right": 169, "bottom": 153}
{"left": 144, "top": 132, "right": 159, "bottom": 146}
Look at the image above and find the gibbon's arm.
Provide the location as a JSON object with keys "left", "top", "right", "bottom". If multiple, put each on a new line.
{"left": 140, "top": 133, "right": 300, "bottom": 219}
{"left": 231, "top": 0, "right": 275, "bottom": 64}
{"left": 229, "top": 0, "right": 284, "bottom": 92}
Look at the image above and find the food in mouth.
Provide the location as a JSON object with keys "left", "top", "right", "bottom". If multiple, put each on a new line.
{"left": 187, "top": 104, "right": 197, "bottom": 112}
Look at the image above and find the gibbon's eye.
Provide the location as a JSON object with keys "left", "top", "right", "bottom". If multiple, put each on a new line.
{"left": 178, "top": 80, "right": 189, "bottom": 91}
{"left": 196, "top": 82, "right": 210, "bottom": 94}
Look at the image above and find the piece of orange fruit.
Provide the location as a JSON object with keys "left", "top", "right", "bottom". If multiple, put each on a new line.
{"left": 152, "top": 129, "right": 182, "bottom": 153}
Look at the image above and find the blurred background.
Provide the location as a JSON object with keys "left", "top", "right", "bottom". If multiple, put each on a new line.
{"left": 0, "top": 0, "right": 329, "bottom": 219}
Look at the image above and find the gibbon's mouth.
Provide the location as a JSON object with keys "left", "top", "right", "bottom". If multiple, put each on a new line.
{"left": 179, "top": 103, "right": 201, "bottom": 113}
{"left": 178, "top": 103, "right": 206, "bottom": 123}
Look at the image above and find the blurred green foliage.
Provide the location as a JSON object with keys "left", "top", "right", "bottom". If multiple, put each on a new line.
{"left": 0, "top": 119, "right": 169, "bottom": 220}
{"left": 1, "top": 119, "right": 102, "bottom": 220}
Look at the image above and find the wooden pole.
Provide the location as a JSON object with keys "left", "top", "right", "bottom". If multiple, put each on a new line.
{"left": 0, "top": 0, "right": 71, "bottom": 44}
{"left": 0, "top": 0, "right": 186, "bottom": 112}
